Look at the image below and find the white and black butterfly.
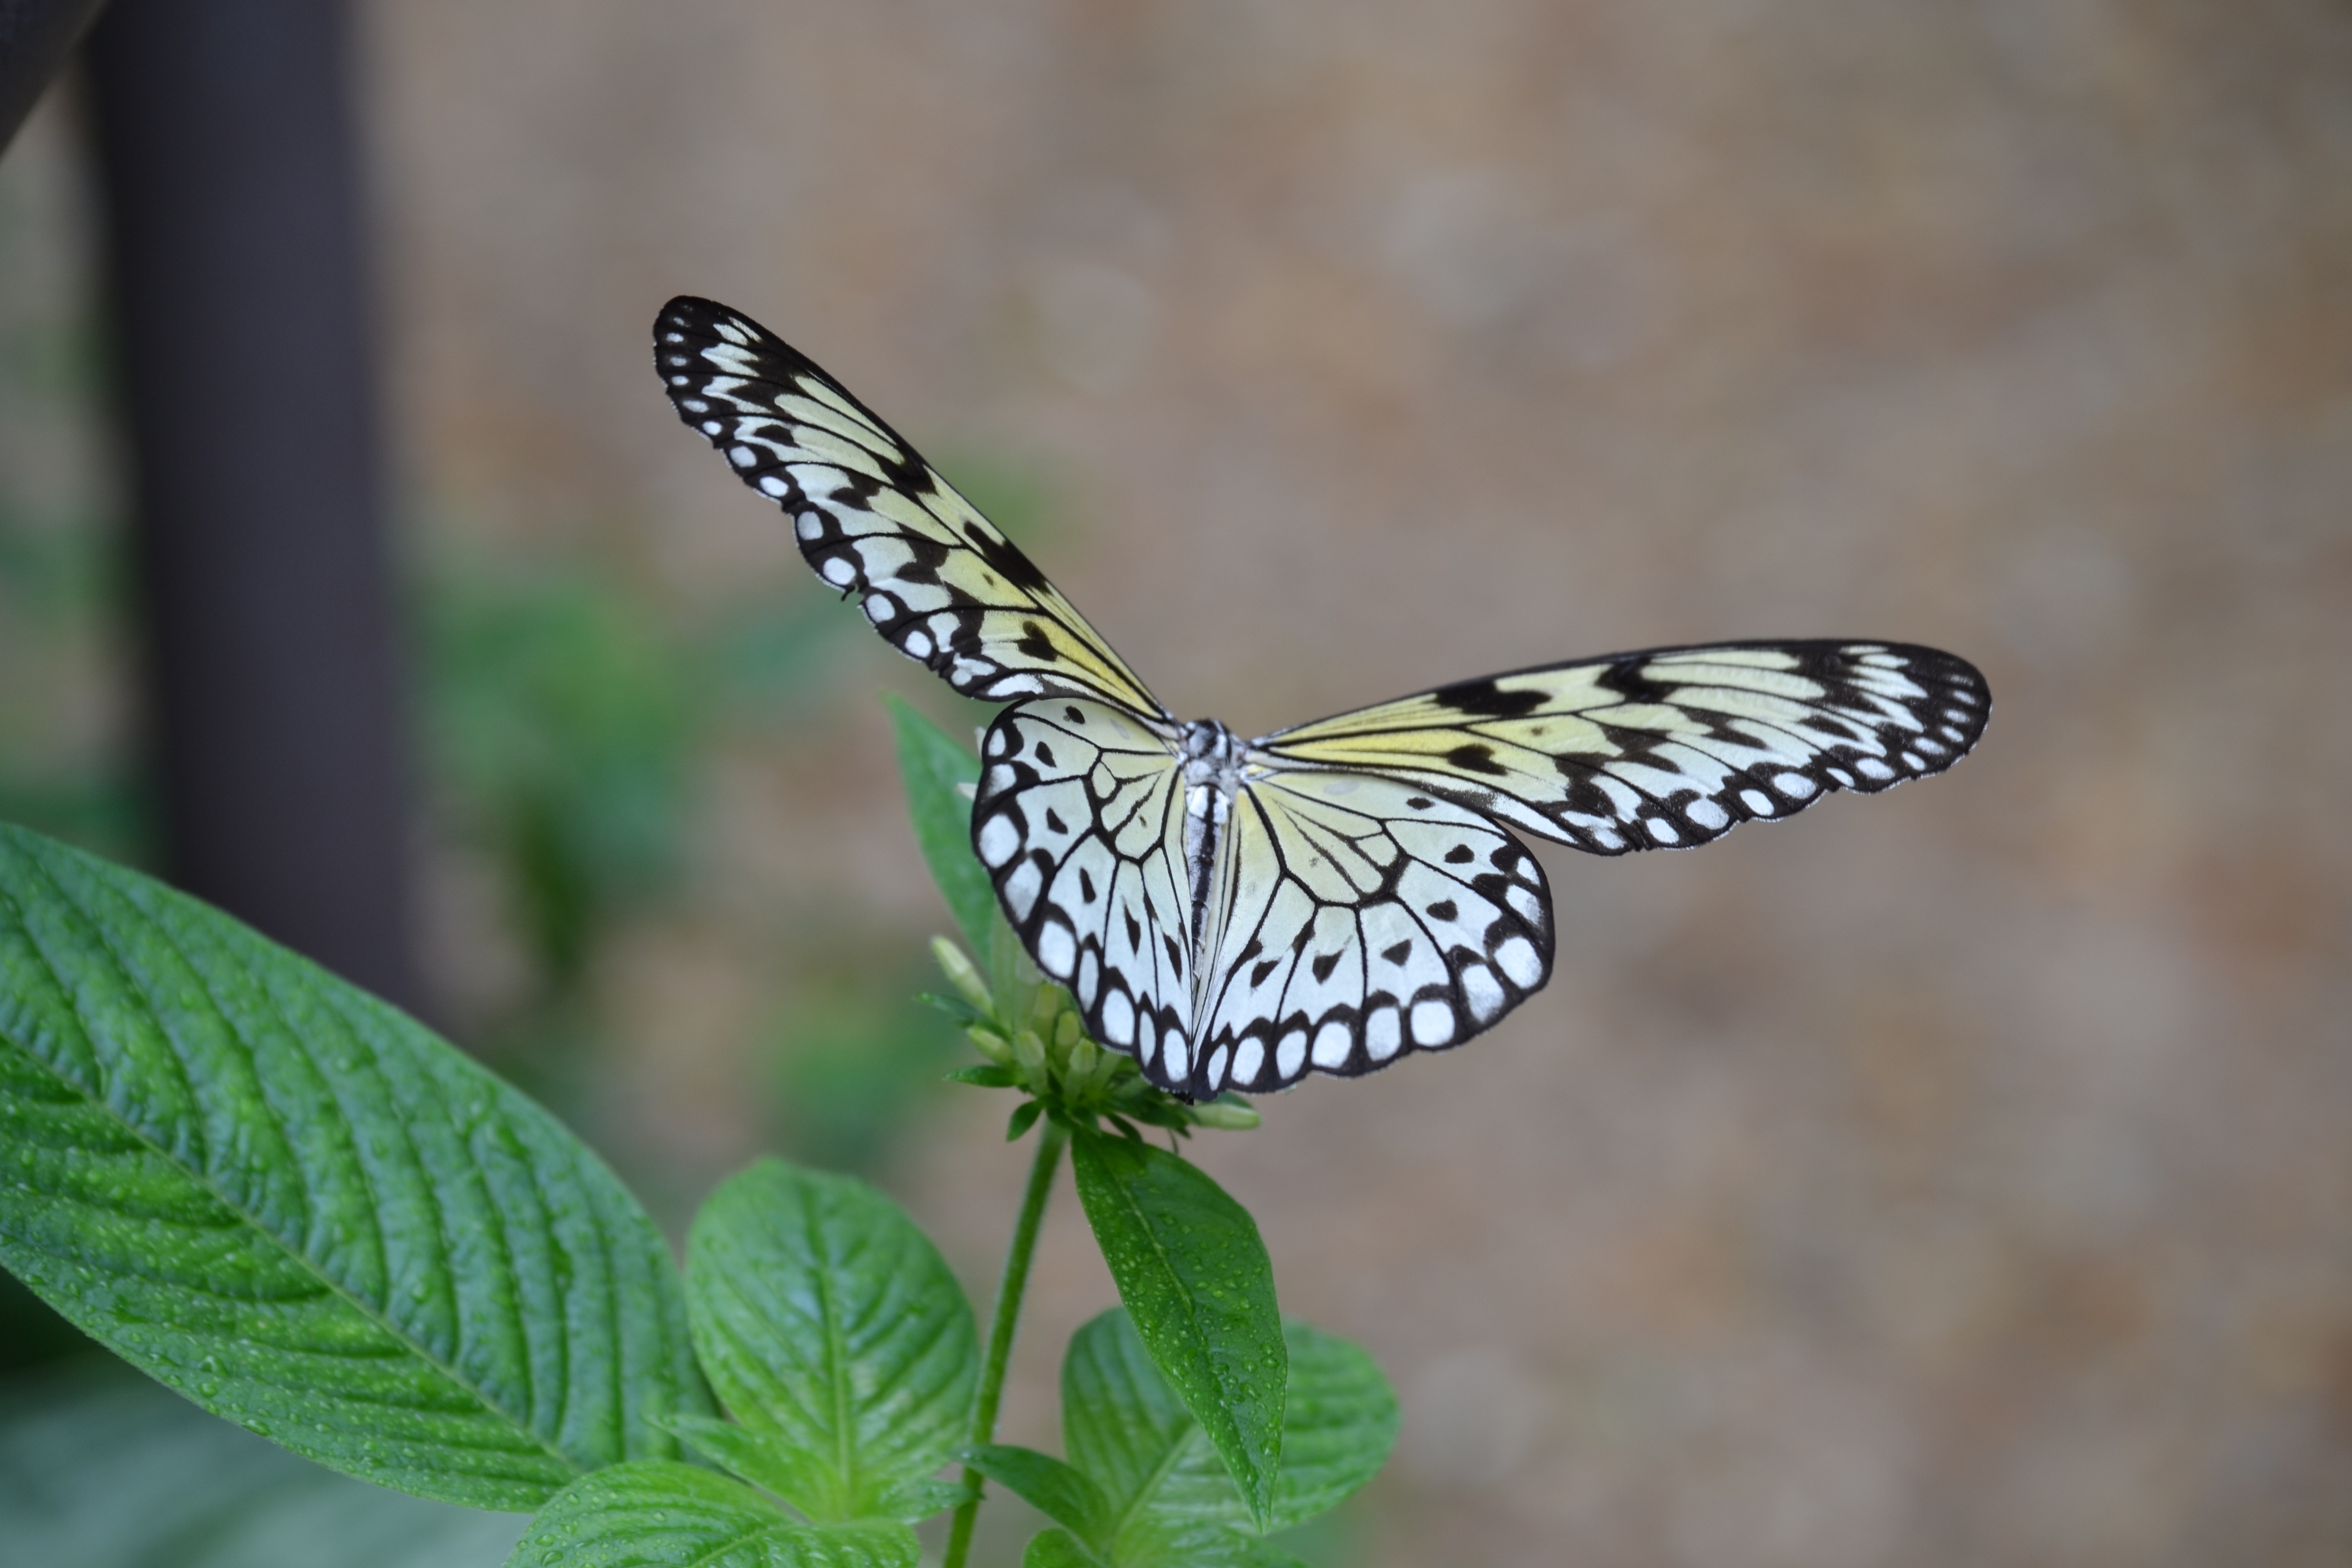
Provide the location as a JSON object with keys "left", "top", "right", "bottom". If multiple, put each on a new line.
{"left": 655, "top": 297, "right": 1990, "bottom": 1099}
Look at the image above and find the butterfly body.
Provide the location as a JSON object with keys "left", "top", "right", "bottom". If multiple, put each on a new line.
{"left": 655, "top": 296, "right": 1990, "bottom": 1099}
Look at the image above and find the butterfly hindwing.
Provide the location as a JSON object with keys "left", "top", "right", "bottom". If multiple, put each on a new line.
{"left": 654, "top": 297, "right": 1167, "bottom": 718}
{"left": 973, "top": 699, "right": 1199, "bottom": 1077}
{"left": 1256, "top": 640, "right": 1989, "bottom": 855}
{"left": 1193, "top": 770, "right": 1553, "bottom": 1095}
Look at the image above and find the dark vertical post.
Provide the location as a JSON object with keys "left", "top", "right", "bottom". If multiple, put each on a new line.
{"left": 83, "top": 0, "right": 420, "bottom": 1010}
{"left": 0, "top": 0, "right": 110, "bottom": 151}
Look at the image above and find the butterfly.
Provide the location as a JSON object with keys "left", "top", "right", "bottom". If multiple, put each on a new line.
{"left": 654, "top": 297, "right": 1990, "bottom": 1100}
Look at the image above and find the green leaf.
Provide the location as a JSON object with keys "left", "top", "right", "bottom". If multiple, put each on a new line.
{"left": 668, "top": 1413, "right": 830, "bottom": 1511}
{"left": 1008, "top": 1099, "right": 1045, "bottom": 1141}
{"left": 506, "top": 1461, "right": 919, "bottom": 1567}
{"left": 0, "top": 824, "right": 709, "bottom": 1510}
{"left": 945, "top": 1065, "right": 1017, "bottom": 1088}
{"left": 1058, "top": 1312, "right": 1396, "bottom": 1562}
{"left": 1023, "top": 1527, "right": 1111, "bottom": 1568}
{"left": 1069, "top": 1131, "right": 1284, "bottom": 1528}
{"left": 1168, "top": 1324, "right": 1398, "bottom": 1534}
{"left": 1, "top": 1365, "right": 530, "bottom": 1566}
{"left": 965, "top": 1443, "right": 1113, "bottom": 1548}
{"left": 685, "top": 1159, "right": 978, "bottom": 1523}
{"left": 885, "top": 697, "right": 995, "bottom": 958}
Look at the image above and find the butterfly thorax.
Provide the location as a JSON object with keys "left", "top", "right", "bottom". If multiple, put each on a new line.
{"left": 1179, "top": 718, "right": 1245, "bottom": 794}
{"left": 1178, "top": 719, "right": 1247, "bottom": 985}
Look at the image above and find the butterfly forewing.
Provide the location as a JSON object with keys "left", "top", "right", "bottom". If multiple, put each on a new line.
{"left": 654, "top": 297, "right": 1167, "bottom": 718}
{"left": 1256, "top": 640, "right": 1988, "bottom": 855}
{"left": 1194, "top": 770, "right": 1552, "bottom": 1095}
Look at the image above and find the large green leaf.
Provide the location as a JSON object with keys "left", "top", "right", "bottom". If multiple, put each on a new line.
{"left": 1056, "top": 1311, "right": 1395, "bottom": 1567}
{"left": 0, "top": 825, "right": 709, "bottom": 1509}
{"left": 506, "top": 1462, "right": 919, "bottom": 1568}
{"left": 0, "top": 1366, "right": 528, "bottom": 1567}
{"left": 1163, "top": 1324, "right": 1397, "bottom": 1535}
{"left": 885, "top": 697, "right": 995, "bottom": 959}
{"left": 684, "top": 1159, "right": 977, "bottom": 1523}
{"left": 1069, "top": 1131, "right": 1283, "bottom": 1527}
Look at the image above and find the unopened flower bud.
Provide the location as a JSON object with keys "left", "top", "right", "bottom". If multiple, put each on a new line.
{"left": 1190, "top": 1096, "right": 1260, "bottom": 1131}
{"left": 966, "top": 1027, "right": 1014, "bottom": 1065}
{"left": 932, "top": 936, "right": 994, "bottom": 1016}
{"left": 1011, "top": 1028, "right": 1048, "bottom": 1077}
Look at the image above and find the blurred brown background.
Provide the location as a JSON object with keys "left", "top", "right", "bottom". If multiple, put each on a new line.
{"left": 5, "top": 2, "right": 2350, "bottom": 1564}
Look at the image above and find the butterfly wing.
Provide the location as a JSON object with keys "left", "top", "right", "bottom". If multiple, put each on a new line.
{"left": 1189, "top": 770, "right": 1552, "bottom": 1095}
{"left": 970, "top": 700, "right": 1555, "bottom": 1097}
{"left": 655, "top": 297, "right": 1168, "bottom": 718}
{"left": 972, "top": 699, "right": 1200, "bottom": 1076}
{"left": 1255, "top": 640, "right": 1988, "bottom": 854}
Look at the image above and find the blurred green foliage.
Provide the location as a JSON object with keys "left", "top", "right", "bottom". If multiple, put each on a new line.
{"left": 763, "top": 957, "right": 968, "bottom": 1174}
{"left": 423, "top": 560, "right": 709, "bottom": 1007}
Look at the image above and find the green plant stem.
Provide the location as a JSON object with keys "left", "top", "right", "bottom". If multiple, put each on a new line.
{"left": 944, "top": 1116, "right": 1069, "bottom": 1568}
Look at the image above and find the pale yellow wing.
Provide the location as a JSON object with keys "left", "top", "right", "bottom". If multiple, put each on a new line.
{"left": 655, "top": 297, "right": 1168, "bottom": 718}
{"left": 1255, "top": 641, "right": 1989, "bottom": 854}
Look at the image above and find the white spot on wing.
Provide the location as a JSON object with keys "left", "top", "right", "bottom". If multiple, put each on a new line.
{"left": 1232, "top": 1038, "right": 1263, "bottom": 1085}
{"left": 1003, "top": 860, "right": 1042, "bottom": 920}
{"left": 1494, "top": 937, "right": 1542, "bottom": 988}
{"left": 1037, "top": 920, "right": 1075, "bottom": 976}
{"left": 977, "top": 815, "right": 1020, "bottom": 867}
{"left": 1276, "top": 1028, "right": 1308, "bottom": 1079}
{"left": 1461, "top": 965, "right": 1504, "bottom": 1022}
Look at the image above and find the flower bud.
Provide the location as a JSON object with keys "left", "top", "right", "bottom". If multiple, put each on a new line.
{"left": 932, "top": 936, "right": 994, "bottom": 1016}
{"left": 1190, "top": 1096, "right": 1260, "bottom": 1131}
{"left": 966, "top": 1027, "right": 1014, "bottom": 1065}
{"left": 1011, "top": 1027, "right": 1048, "bottom": 1077}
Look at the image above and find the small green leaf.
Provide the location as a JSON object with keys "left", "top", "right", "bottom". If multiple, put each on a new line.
{"left": 886, "top": 697, "right": 995, "bottom": 958}
{"left": 1070, "top": 1132, "right": 1284, "bottom": 1528}
{"left": 0, "top": 824, "right": 708, "bottom": 1510}
{"left": 1023, "top": 1527, "right": 1111, "bottom": 1568}
{"left": 965, "top": 1443, "right": 1113, "bottom": 1548}
{"left": 1008, "top": 1099, "right": 1045, "bottom": 1141}
{"left": 506, "top": 1461, "right": 920, "bottom": 1567}
{"left": 685, "top": 1159, "right": 978, "bottom": 1523}
{"left": 945, "top": 1065, "right": 1018, "bottom": 1088}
